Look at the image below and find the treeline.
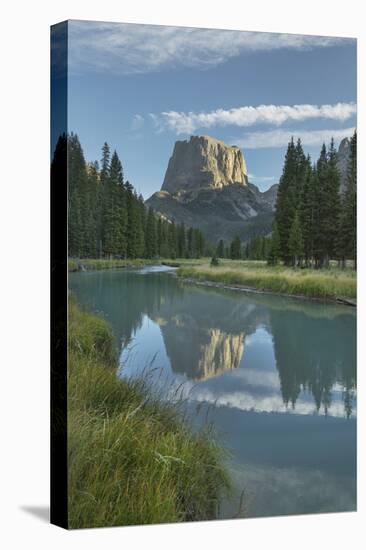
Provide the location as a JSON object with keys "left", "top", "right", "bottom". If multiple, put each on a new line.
{"left": 215, "top": 235, "right": 271, "bottom": 261}
{"left": 213, "top": 131, "right": 357, "bottom": 268}
{"left": 53, "top": 133, "right": 206, "bottom": 259}
{"left": 272, "top": 131, "right": 357, "bottom": 268}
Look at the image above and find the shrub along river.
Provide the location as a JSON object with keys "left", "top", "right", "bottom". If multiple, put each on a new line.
{"left": 69, "top": 265, "right": 356, "bottom": 519}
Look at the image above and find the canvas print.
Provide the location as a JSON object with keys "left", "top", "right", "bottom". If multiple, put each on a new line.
{"left": 51, "top": 20, "right": 357, "bottom": 529}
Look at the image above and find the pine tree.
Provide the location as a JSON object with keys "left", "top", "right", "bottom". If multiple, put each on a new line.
{"left": 295, "top": 138, "right": 307, "bottom": 193}
{"left": 156, "top": 217, "right": 162, "bottom": 257}
{"left": 83, "top": 161, "right": 99, "bottom": 257}
{"left": 288, "top": 212, "right": 304, "bottom": 266}
{"left": 68, "top": 133, "right": 88, "bottom": 257}
{"left": 185, "top": 228, "right": 192, "bottom": 258}
{"left": 137, "top": 194, "right": 146, "bottom": 257}
{"left": 103, "top": 150, "right": 120, "bottom": 258}
{"left": 168, "top": 222, "right": 177, "bottom": 259}
{"left": 159, "top": 219, "right": 170, "bottom": 258}
{"left": 177, "top": 223, "right": 186, "bottom": 258}
{"left": 126, "top": 184, "right": 141, "bottom": 259}
{"left": 110, "top": 151, "right": 127, "bottom": 257}
{"left": 100, "top": 142, "right": 111, "bottom": 183}
{"left": 261, "top": 236, "right": 266, "bottom": 259}
{"left": 110, "top": 149, "right": 124, "bottom": 185}
{"left": 192, "top": 228, "right": 200, "bottom": 258}
{"left": 313, "top": 143, "right": 328, "bottom": 267}
{"left": 275, "top": 138, "right": 302, "bottom": 264}
{"left": 230, "top": 236, "right": 241, "bottom": 259}
{"left": 299, "top": 157, "right": 316, "bottom": 266}
{"left": 145, "top": 207, "right": 157, "bottom": 258}
{"left": 268, "top": 220, "right": 281, "bottom": 265}
{"left": 99, "top": 142, "right": 111, "bottom": 256}
{"left": 192, "top": 229, "right": 204, "bottom": 258}
{"left": 198, "top": 230, "right": 205, "bottom": 257}
{"left": 322, "top": 139, "right": 341, "bottom": 263}
{"left": 216, "top": 239, "right": 224, "bottom": 258}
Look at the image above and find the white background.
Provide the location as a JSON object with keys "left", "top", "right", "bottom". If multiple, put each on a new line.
{"left": 0, "top": 0, "right": 364, "bottom": 548}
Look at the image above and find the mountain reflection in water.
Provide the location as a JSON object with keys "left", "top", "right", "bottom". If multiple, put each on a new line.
{"left": 69, "top": 267, "right": 356, "bottom": 418}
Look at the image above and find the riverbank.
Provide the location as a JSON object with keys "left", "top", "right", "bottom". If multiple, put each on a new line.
{"left": 68, "top": 297, "right": 230, "bottom": 528}
{"left": 177, "top": 261, "right": 356, "bottom": 303}
{"left": 68, "top": 258, "right": 153, "bottom": 272}
{"left": 68, "top": 257, "right": 206, "bottom": 272}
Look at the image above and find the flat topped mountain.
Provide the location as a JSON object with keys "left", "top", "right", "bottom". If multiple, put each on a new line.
{"left": 162, "top": 135, "right": 248, "bottom": 196}
{"left": 147, "top": 135, "right": 277, "bottom": 242}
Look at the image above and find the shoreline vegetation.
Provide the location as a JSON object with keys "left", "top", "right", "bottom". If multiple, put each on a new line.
{"left": 68, "top": 296, "right": 230, "bottom": 528}
{"left": 177, "top": 261, "right": 356, "bottom": 303}
{"left": 69, "top": 258, "right": 356, "bottom": 304}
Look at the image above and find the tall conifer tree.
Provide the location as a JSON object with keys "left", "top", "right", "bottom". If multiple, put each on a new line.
{"left": 145, "top": 207, "right": 157, "bottom": 258}
{"left": 275, "top": 138, "right": 299, "bottom": 263}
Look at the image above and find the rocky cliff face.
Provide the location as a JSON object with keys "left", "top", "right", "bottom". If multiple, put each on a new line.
{"left": 162, "top": 135, "right": 248, "bottom": 196}
{"left": 147, "top": 135, "right": 277, "bottom": 242}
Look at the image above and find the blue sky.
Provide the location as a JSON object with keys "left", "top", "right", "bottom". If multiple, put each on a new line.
{"left": 66, "top": 20, "right": 356, "bottom": 196}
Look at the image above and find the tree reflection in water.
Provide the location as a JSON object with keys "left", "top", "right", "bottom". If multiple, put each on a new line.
{"left": 69, "top": 269, "right": 356, "bottom": 417}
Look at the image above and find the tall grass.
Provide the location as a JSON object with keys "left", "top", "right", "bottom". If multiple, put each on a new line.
{"left": 177, "top": 262, "right": 356, "bottom": 300}
{"left": 68, "top": 297, "right": 230, "bottom": 528}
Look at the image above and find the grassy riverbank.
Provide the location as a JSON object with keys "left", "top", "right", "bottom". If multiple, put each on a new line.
{"left": 68, "top": 258, "right": 152, "bottom": 272}
{"left": 177, "top": 260, "right": 356, "bottom": 301}
{"left": 68, "top": 297, "right": 230, "bottom": 528}
{"left": 68, "top": 257, "right": 209, "bottom": 272}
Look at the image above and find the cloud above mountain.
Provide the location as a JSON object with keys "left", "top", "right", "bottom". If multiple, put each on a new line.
{"left": 149, "top": 102, "right": 356, "bottom": 134}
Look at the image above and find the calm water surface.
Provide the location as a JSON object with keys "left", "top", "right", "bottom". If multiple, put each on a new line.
{"left": 69, "top": 266, "right": 356, "bottom": 518}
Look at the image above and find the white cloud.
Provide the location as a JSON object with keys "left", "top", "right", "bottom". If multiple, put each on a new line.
{"left": 67, "top": 20, "right": 354, "bottom": 74}
{"left": 131, "top": 114, "right": 144, "bottom": 131}
{"left": 236, "top": 127, "right": 355, "bottom": 149}
{"left": 154, "top": 103, "right": 356, "bottom": 134}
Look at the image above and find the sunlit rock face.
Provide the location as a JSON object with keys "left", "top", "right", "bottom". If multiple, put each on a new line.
{"left": 162, "top": 135, "right": 248, "bottom": 196}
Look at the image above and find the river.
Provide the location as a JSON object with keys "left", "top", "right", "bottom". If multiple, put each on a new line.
{"left": 69, "top": 265, "right": 356, "bottom": 519}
